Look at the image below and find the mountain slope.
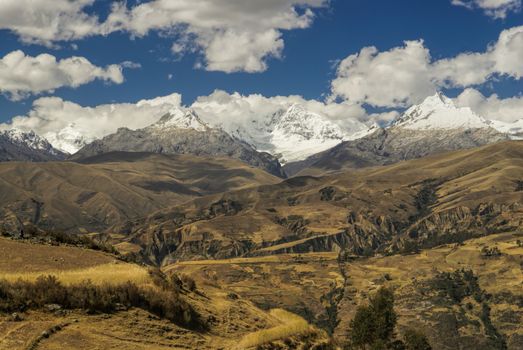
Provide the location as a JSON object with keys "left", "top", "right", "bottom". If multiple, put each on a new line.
{"left": 72, "top": 109, "right": 285, "bottom": 177}
{"left": 286, "top": 93, "right": 510, "bottom": 176}
{"left": 0, "top": 129, "right": 66, "bottom": 161}
{"left": 117, "top": 141, "right": 523, "bottom": 264}
{"left": 0, "top": 152, "right": 281, "bottom": 235}
{"left": 488, "top": 118, "right": 523, "bottom": 139}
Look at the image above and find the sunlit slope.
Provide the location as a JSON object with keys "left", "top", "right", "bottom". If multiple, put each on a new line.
{"left": 123, "top": 141, "right": 523, "bottom": 263}
{"left": 0, "top": 152, "right": 281, "bottom": 234}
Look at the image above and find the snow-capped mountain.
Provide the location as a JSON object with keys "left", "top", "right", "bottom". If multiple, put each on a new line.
{"left": 391, "top": 92, "right": 491, "bottom": 130}
{"left": 390, "top": 92, "right": 523, "bottom": 139}
{"left": 44, "top": 124, "right": 95, "bottom": 155}
{"left": 0, "top": 128, "right": 66, "bottom": 161}
{"left": 285, "top": 92, "right": 511, "bottom": 176}
{"left": 72, "top": 108, "right": 285, "bottom": 177}
{"left": 154, "top": 108, "right": 209, "bottom": 131}
{"left": 221, "top": 104, "right": 371, "bottom": 164}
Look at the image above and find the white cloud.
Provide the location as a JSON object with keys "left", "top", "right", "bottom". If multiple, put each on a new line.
{"left": 451, "top": 0, "right": 521, "bottom": 19}
{"left": 0, "top": 93, "right": 183, "bottom": 146}
{"left": 330, "top": 25, "right": 523, "bottom": 108}
{"left": 1, "top": 89, "right": 386, "bottom": 154}
{"left": 105, "top": 0, "right": 328, "bottom": 73}
{"left": 0, "top": 0, "right": 100, "bottom": 45}
{"left": 455, "top": 88, "right": 523, "bottom": 122}
{"left": 330, "top": 41, "right": 435, "bottom": 108}
{"left": 191, "top": 89, "right": 371, "bottom": 131}
{"left": 0, "top": 50, "right": 124, "bottom": 100}
{"left": 0, "top": 0, "right": 328, "bottom": 73}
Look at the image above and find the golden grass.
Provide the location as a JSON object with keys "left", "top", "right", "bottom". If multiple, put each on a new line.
{"left": 0, "top": 262, "right": 151, "bottom": 286}
{"left": 235, "top": 309, "right": 310, "bottom": 349}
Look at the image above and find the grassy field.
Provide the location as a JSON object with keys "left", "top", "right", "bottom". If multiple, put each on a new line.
{"left": 0, "top": 262, "right": 150, "bottom": 286}
{"left": 0, "top": 238, "right": 114, "bottom": 273}
{"left": 0, "top": 238, "right": 151, "bottom": 286}
{"left": 236, "top": 309, "right": 311, "bottom": 349}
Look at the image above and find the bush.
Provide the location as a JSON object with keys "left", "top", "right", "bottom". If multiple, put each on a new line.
{"left": 350, "top": 287, "right": 397, "bottom": 349}
{"left": 350, "top": 288, "right": 432, "bottom": 350}
{"left": 15, "top": 226, "right": 119, "bottom": 255}
{"left": 429, "top": 269, "right": 483, "bottom": 303}
{"left": 480, "top": 246, "right": 502, "bottom": 258}
{"left": 404, "top": 328, "right": 431, "bottom": 350}
{"left": 0, "top": 275, "right": 205, "bottom": 330}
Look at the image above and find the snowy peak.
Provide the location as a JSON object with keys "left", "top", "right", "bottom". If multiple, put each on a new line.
{"left": 253, "top": 103, "right": 371, "bottom": 163}
{"left": 154, "top": 108, "right": 209, "bottom": 131}
{"left": 274, "top": 103, "right": 350, "bottom": 141}
{"left": 392, "top": 92, "right": 490, "bottom": 130}
{"left": 44, "top": 124, "right": 93, "bottom": 155}
{"left": 2, "top": 128, "right": 59, "bottom": 155}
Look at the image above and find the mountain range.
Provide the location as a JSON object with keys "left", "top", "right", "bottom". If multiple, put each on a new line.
{"left": 2, "top": 92, "right": 522, "bottom": 175}
{"left": 70, "top": 109, "right": 286, "bottom": 177}
{"left": 284, "top": 92, "right": 512, "bottom": 176}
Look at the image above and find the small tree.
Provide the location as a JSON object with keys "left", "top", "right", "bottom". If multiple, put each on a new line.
{"left": 349, "top": 288, "right": 431, "bottom": 350}
{"left": 350, "top": 287, "right": 397, "bottom": 349}
{"left": 351, "top": 305, "right": 377, "bottom": 348}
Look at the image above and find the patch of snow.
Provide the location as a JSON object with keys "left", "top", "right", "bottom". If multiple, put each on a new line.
{"left": 488, "top": 119, "right": 523, "bottom": 139}
{"left": 153, "top": 108, "right": 209, "bottom": 132}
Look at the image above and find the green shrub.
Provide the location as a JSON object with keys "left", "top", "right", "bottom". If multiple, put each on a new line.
{"left": 403, "top": 328, "right": 431, "bottom": 350}
{"left": 350, "top": 287, "right": 398, "bottom": 349}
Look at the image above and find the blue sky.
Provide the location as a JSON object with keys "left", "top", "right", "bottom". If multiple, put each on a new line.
{"left": 0, "top": 0, "right": 522, "bottom": 126}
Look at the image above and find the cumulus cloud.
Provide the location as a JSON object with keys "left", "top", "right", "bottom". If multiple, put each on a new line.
{"left": 330, "top": 41, "right": 435, "bottom": 108}
{"left": 106, "top": 0, "right": 328, "bottom": 73}
{"left": 330, "top": 25, "right": 523, "bottom": 108}
{"left": 191, "top": 89, "right": 371, "bottom": 131}
{"left": 0, "top": 50, "right": 124, "bottom": 100}
{"left": 455, "top": 88, "right": 523, "bottom": 122}
{"left": 0, "top": 93, "right": 183, "bottom": 146}
{"left": 0, "top": 0, "right": 327, "bottom": 73}
{"left": 451, "top": 0, "right": 521, "bottom": 19}
{"left": 0, "top": 0, "right": 100, "bottom": 45}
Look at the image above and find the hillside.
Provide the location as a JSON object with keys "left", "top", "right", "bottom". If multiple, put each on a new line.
{"left": 0, "top": 152, "right": 281, "bottom": 235}
{"left": 170, "top": 232, "right": 523, "bottom": 349}
{"left": 0, "top": 238, "right": 332, "bottom": 350}
{"left": 119, "top": 141, "right": 523, "bottom": 264}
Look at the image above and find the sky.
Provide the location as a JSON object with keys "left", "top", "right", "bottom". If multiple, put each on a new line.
{"left": 1, "top": 0, "right": 523, "bottom": 141}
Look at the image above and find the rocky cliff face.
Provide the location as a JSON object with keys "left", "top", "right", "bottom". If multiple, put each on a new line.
{"left": 71, "top": 109, "right": 285, "bottom": 177}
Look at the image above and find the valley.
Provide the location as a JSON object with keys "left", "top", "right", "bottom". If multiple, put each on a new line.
{"left": 0, "top": 95, "right": 522, "bottom": 349}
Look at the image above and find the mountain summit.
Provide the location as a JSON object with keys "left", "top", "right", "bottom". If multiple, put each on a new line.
{"left": 223, "top": 103, "right": 371, "bottom": 164}
{"left": 155, "top": 108, "right": 209, "bottom": 131}
{"left": 392, "top": 92, "right": 490, "bottom": 130}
